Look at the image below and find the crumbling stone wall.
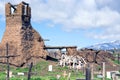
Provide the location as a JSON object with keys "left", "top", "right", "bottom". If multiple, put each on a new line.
{"left": 66, "top": 47, "right": 77, "bottom": 55}
{"left": 0, "top": 2, "right": 47, "bottom": 67}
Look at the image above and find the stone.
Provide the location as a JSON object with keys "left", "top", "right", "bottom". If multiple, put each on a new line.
{"left": 115, "top": 74, "right": 120, "bottom": 80}
{"left": 17, "top": 72, "right": 24, "bottom": 76}
{"left": 106, "top": 71, "right": 120, "bottom": 79}
{"left": 102, "top": 62, "right": 106, "bottom": 80}
{"left": 97, "top": 74, "right": 103, "bottom": 78}
{"left": 67, "top": 73, "right": 71, "bottom": 80}
{"left": 48, "top": 65, "right": 52, "bottom": 72}
{"left": 112, "top": 73, "right": 116, "bottom": 80}
{"left": 56, "top": 75, "right": 61, "bottom": 79}
{"left": 63, "top": 71, "right": 67, "bottom": 78}
{"left": 5, "top": 71, "right": 13, "bottom": 78}
{"left": 106, "top": 71, "right": 111, "bottom": 79}
{"left": 66, "top": 47, "right": 77, "bottom": 55}
{"left": 0, "top": 2, "right": 48, "bottom": 67}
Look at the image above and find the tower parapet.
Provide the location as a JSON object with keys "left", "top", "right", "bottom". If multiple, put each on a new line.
{"left": 5, "top": 1, "right": 31, "bottom": 26}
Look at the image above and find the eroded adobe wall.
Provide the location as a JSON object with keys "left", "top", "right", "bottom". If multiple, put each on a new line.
{"left": 0, "top": 2, "right": 48, "bottom": 67}
{"left": 66, "top": 47, "right": 77, "bottom": 55}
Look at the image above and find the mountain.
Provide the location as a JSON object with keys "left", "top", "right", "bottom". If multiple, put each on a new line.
{"left": 87, "top": 40, "right": 120, "bottom": 51}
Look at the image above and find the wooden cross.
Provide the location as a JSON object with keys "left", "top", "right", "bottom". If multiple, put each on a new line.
{"left": 27, "top": 62, "right": 33, "bottom": 80}
{"left": 0, "top": 43, "right": 19, "bottom": 80}
{"left": 85, "top": 64, "right": 91, "bottom": 80}
{"left": 63, "top": 71, "right": 68, "bottom": 78}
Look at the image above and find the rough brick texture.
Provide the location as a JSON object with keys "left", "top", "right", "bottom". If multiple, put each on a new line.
{"left": 0, "top": 2, "right": 47, "bottom": 67}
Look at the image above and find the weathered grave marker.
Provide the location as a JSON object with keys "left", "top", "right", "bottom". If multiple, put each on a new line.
{"left": 28, "top": 62, "right": 33, "bottom": 80}
{"left": 106, "top": 71, "right": 111, "bottom": 79}
{"left": 67, "top": 73, "right": 71, "bottom": 80}
{"left": 102, "top": 62, "right": 105, "bottom": 80}
{"left": 17, "top": 72, "right": 24, "bottom": 76}
{"left": 76, "top": 64, "right": 94, "bottom": 80}
{"left": 85, "top": 64, "right": 91, "bottom": 80}
{"left": 5, "top": 71, "right": 13, "bottom": 78}
{"left": 56, "top": 75, "right": 61, "bottom": 80}
{"left": 115, "top": 73, "right": 120, "bottom": 80}
{"left": 9, "top": 71, "right": 13, "bottom": 78}
{"left": 48, "top": 65, "right": 53, "bottom": 71}
{"left": 63, "top": 71, "right": 67, "bottom": 78}
{"left": 112, "top": 73, "right": 116, "bottom": 80}
{"left": 91, "top": 64, "right": 94, "bottom": 79}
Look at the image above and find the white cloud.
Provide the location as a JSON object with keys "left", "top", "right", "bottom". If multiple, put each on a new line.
{"left": 0, "top": 0, "right": 120, "bottom": 40}
{"left": 93, "top": 34, "right": 120, "bottom": 40}
{"left": 96, "top": 7, "right": 120, "bottom": 27}
{"left": 88, "top": 24, "right": 120, "bottom": 40}
{"left": 0, "top": 1, "right": 5, "bottom": 16}
{"left": 106, "top": 25, "right": 120, "bottom": 34}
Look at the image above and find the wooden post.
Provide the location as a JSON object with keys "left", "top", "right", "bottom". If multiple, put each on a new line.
{"left": 102, "top": 62, "right": 105, "bottom": 80}
{"left": 91, "top": 64, "right": 94, "bottom": 79}
{"left": 118, "top": 53, "right": 119, "bottom": 64}
{"left": 85, "top": 64, "right": 91, "bottom": 80}
{"left": 28, "top": 62, "right": 33, "bottom": 80}
{"left": 6, "top": 43, "right": 9, "bottom": 80}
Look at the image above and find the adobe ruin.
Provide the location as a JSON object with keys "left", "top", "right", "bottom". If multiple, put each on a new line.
{"left": 0, "top": 2, "right": 48, "bottom": 67}
{"left": 0, "top": 2, "right": 78, "bottom": 67}
{"left": 0, "top": 2, "right": 119, "bottom": 72}
{"left": 1, "top": 1, "right": 115, "bottom": 68}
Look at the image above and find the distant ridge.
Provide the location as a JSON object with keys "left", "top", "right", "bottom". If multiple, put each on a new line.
{"left": 86, "top": 40, "right": 120, "bottom": 50}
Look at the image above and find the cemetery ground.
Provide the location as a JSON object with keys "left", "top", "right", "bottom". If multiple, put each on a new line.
{"left": 0, "top": 59, "right": 119, "bottom": 80}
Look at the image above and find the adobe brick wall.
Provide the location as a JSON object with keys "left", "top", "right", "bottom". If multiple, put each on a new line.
{"left": 0, "top": 2, "right": 48, "bottom": 67}
{"left": 66, "top": 47, "right": 77, "bottom": 55}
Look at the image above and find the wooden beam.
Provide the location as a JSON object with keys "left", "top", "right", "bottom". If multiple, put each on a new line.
{"left": 44, "top": 46, "right": 77, "bottom": 49}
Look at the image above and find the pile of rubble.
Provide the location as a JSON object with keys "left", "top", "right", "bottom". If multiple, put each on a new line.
{"left": 77, "top": 49, "right": 115, "bottom": 64}
{"left": 57, "top": 48, "right": 119, "bottom": 71}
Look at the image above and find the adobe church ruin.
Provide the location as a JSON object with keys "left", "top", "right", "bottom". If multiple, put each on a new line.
{"left": 0, "top": 2, "right": 78, "bottom": 67}
{"left": 0, "top": 2, "right": 48, "bottom": 66}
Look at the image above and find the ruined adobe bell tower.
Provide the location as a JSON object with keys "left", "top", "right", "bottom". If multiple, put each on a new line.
{"left": 2, "top": 2, "right": 31, "bottom": 44}
{"left": 0, "top": 2, "right": 48, "bottom": 67}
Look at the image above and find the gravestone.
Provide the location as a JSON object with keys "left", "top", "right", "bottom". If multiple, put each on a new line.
{"left": 48, "top": 65, "right": 52, "bottom": 72}
{"left": 97, "top": 74, "right": 103, "bottom": 78}
{"left": 17, "top": 72, "right": 24, "bottom": 76}
{"left": 102, "top": 62, "right": 105, "bottom": 80}
{"left": 106, "top": 71, "right": 111, "bottom": 79}
{"left": 5, "top": 71, "right": 13, "bottom": 78}
{"left": 56, "top": 75, "right": 61, "bottom": 79}
{"left": 106, "top": 71, "right": 119, "bottom": 79}
{"left": 28, "top": 62, "right": 33, "bottom": 80}
{"left": 115, "top": 73, "right": 120, "bottom": 80}
{"left": 63, "top": 71, "right": 67, "bottom": 78}
{"left": 9, "top": 71, "right": 13, "bottom": 78}
{"left": 112, "top": 73, "right": 116, "bottom": 80}
{"left": 85, "top": 64, "right": 91, "bottom": 80}
{"left": 67, "top": 73, "right": 71, "bottom": 80}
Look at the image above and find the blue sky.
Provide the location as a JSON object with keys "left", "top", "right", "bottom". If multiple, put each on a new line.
{"left": 0, "top": 0, "right": 120, "bottom": 48}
